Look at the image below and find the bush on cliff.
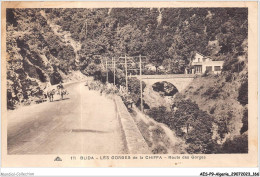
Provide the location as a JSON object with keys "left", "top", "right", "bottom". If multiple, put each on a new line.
{"left": 238, "top": 80, "right": 248, "bottom": 106}
{"left": 50, "top": 71, "right": 62, "bottom": 85}
{"left": 221, "top": 133, "right": 248, "bottom": 153}
{"left": 128, "top": 77, "right": 146, "bottom": 105}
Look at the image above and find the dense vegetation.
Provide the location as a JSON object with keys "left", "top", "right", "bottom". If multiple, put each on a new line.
{"left": 172, "top": 72, "right": 248, "bottom": 153}
{"left": 6, "top": 9, "right": 78, "bottom": 108}
{"left": 147, "top": 100, "right": 217, "bottom": 153}
{"left": 6, "top": 8, "right": 247, "bottom": 101}
{"left": 42, "top": 8, "right": 248, "bottom": 73}
{"left": 6, "top": 8, "right": 248, "bottom": 153}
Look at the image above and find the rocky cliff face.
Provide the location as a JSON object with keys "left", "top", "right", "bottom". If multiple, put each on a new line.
{"left": 6, "top": 9, "right": 80, "bottom": 109}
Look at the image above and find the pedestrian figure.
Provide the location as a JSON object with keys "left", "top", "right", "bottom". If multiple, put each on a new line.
{"left": 85, "top": 81, "right": 89, "bottom": 90}
{"left": 45, "top": 82, "right": 53, "bottom": 102}
{"left": 60, "top": 89, "right": 68, "bottom": 100}
{"left": 47, "top": 89, "right": 55, "bottom": 102}
{"left": 100, "top": 85, "right": 104, "bottom": 96}
{"left": 57, "top": 82, "right": 64, "bottom": 100}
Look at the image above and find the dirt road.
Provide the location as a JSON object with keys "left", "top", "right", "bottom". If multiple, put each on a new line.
{"left": 7, "top": 82, "right": 126, "bottom": 154}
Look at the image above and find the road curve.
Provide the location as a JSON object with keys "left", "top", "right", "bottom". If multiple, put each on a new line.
{"left": 7, "top": 82, "right": 126, "bottom": 154}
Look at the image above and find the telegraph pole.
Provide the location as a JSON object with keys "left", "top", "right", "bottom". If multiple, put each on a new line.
{"left": 125, "top": 54, "right": 128, "bottom": 92}
{"left": 139, "top": 54, "right": 143, "bottom": 112}
{"left": 113, "top": 57, "right": 116, "bottom": 85}
{"left": 105, "top": 57, "right": 108, "bottom": 83}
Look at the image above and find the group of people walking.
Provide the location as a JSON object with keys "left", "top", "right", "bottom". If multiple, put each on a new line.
{"left": 45, "top": 82, "right": 68, "bottom": 102}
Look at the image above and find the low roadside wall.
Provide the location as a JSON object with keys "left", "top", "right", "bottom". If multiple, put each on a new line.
{"left": 114, "top": 96, "right": 150, "bottom": 154}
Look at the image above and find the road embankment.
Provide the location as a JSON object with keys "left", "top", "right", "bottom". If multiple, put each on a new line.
{"left": 114, "top": 96, "right": 150, "bottom": 154}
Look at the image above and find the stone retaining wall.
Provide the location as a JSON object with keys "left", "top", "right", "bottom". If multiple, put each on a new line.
{"left": 114, "top": 96, "right": 150, "bottom": 154}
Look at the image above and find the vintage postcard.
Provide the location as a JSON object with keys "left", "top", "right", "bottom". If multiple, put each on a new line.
{"left": 1, "top": 1, "right": 258, "bottom": 167}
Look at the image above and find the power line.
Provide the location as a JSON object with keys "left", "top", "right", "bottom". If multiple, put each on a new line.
{"left": 104, "top": 55, "right": 146, "bottom": 112}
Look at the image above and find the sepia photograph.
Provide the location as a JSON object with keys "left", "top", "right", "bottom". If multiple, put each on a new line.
{"left": 1, "top": 1, "right": 258, "bottom": 168}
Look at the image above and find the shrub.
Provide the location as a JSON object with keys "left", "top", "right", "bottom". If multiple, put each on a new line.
{"left": 173, "top": 99, "right": 217, "bottom": 153}
{"left": 215, "top": 111, "right": 233, "bottom": 140}
{"left": 221, "top": 134, "right": 248, "bottom": 153}
{"left": 209, "top": 105, "right": 216, "bottom": 114}
{"left": 147, "top": 106, "right": 171, "bottom": 125}
{"left": 127, "top": 78, "right": 146, "bottom": 105}
{"left": 147, "top": 99, "right": 218, "bottom": 153}
{"left": 152, "top": 144, "right": 168, "bottom": 154}
{"left": 203, "top": 86, "right": 220, "bottom": 99}
{"left": 238, "top": 80, "right": 248, "bottom": 105}
{"left": 225, "top": 72, "right": 233, "bottom": 82}
{"left": 240, "top": 107, "right": 248, "bottom": 134}
{"left": 50, "top": 71, "right": 62, "bottom": 85}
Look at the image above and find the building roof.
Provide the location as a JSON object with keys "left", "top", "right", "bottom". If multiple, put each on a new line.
{"left": 195, "top": 52, "right": 214, "bottom": 60}
{"left": 195, "top": 51, "right": 206, "bottom": 57}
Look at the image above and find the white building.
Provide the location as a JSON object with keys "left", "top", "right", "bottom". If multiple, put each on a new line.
{"left": 145, "top": 64, "right": 156, "bottom": 71}
{"left": 190, "top": 52, "right": 224, "bottom": 74}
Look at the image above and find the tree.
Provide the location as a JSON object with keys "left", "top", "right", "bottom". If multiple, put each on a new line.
{"left": 238, "top": 80, "right": 248, "bottom": 105}
{"left": 127, "top": 77, "right": 146, "bottom": 105}
{"left": 173, "top": 99, "right": 216, "bottom": 153}
{"left": 240, "top": 107, "right": 248, "bottom": 134}
{"left": 115, "top": 24, "right": 146, "bottom": 56}
{"left": 221, "top": 133, "right": 248, "bottom": 153}
{"left": 147, "top": 106, "right": 171, "bottom": 125}
{"left": 146, "top": 36, "right": 168, "bottom": 73}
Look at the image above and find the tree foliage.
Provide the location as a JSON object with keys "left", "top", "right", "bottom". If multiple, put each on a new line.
{"left": 221, "top": 133, "right": 248, "bottom": 153}
{"left": 41, "top": 8, "right": 248, "bottom": 74}
{"left": 148, "top": 99, "right": 218, "bottom": 153}
{"left": 238, "top": 80, "right": 248, "bottom": 105}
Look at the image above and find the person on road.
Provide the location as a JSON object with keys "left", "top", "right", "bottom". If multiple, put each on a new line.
{"left": 57, "top": 82, "right": 64, "bottom": 100}
{"left": 100, "top": 85, "right": 104, "bottom": 96}
{"left": 85, "top": 81, "right": 89, "bottom": 90}
{"left": 45, "top": 82, "right": 54, "bottom": 102}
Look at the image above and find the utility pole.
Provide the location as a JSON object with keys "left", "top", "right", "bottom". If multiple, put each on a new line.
{"left": 125, "top": 54, "right": 128, "bottom": 92}
{"left": 113, "top": 57, "right": 116, "bottom": 85}
{"left": 105, "top": 57, "right": 109, "bottom": 83}
{"left": 139, "top": 54, "right": 143, "bottom": 112}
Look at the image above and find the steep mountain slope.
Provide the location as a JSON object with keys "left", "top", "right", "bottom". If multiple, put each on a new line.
{"left": 6, "top": 7, "right": 248, "bottom": 131}
{"left": 175, "top": 72, "right": 248, "bottom": 140}
{"left": 6, "top": 8, "right": 249, "bottom": 153}
{"left": 40, "top": 10, "right": 81, "bottom": 63}
{"left": 6, "top": 9, "right": 82, "bottom": 109}
{"left": 174, "top": 39, "right": 248, "bottom": 145}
